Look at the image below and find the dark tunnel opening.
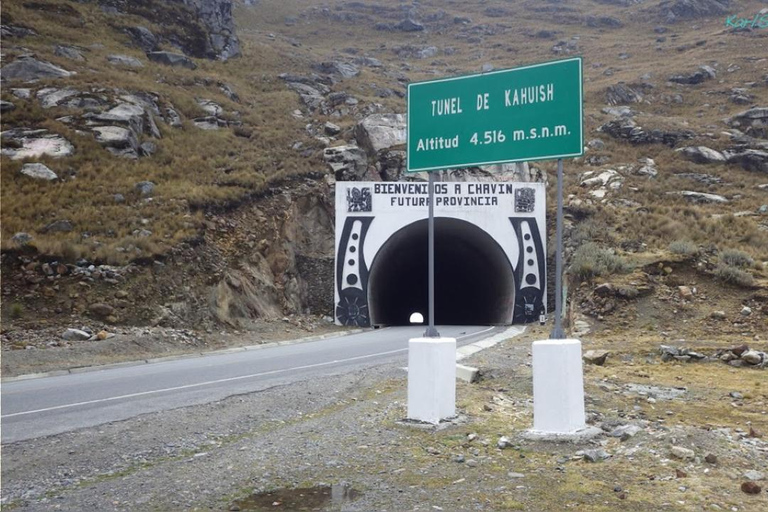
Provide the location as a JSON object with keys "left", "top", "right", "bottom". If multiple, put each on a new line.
{"left": 367, "top": 218, "right": 516, "bottom": 326}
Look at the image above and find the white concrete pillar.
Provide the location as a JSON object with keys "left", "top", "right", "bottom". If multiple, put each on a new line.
{"left": 532, "top": 338, "right": 586, "bottom": 434}
{"left": 407, "top": 337, "right": 456, "bottom": 424}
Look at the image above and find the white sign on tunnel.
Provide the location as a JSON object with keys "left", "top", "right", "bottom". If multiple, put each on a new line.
{"left": 334, "top": 181, "right": 546, "bottom": 327}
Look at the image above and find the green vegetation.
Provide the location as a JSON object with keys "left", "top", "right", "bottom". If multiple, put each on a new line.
{"left": 9, "top": 302, "right": 24, "bottom": 319}
{"left": 719, "top": 248, "right": 754, "bottom": 268}
{"left": 668, "top": 240, "right": 699, "bottom": 257}
{"left": 570, "top": 242, "right": 633, "bottom": 281}
{"left": 714, "top": 264, "right": 755, "bottom": 287}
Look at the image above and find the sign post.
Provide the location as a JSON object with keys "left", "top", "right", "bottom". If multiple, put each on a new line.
{"left": 425, "top": 172, "right": 440, "bottom": 338}
{"left": 552, "top": 158, "right": 565, "bottom": 339}
{"left": 406, "top": 57, "right": 586, "bottom": 431}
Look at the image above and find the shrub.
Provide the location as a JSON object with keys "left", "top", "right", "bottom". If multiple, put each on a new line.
{"left": 668, "top": 240, "right": 699, "bottom": 257}
{"left": 571, "top": 219, "right": 607, "bottom": 246}
{"left": 715, "top": 264, "right": 755, "bottom": 287}
{"left": 10, "top": 302, "right": 23, "bottom": 319}
{"left": 233, "top": 126, "right": 253, "bottom": 138}
{"left": 720, "top": 249, "right": 754, "bottom": 268}
{"left": 570, "top": 242, "right": 633, "bottom": 281}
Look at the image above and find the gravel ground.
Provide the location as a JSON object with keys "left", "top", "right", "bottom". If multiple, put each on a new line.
{"left": 2, "top": 325, "right": 767, "bottom": 511}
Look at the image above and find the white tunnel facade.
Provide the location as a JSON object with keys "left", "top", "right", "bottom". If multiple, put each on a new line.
{"left": 334, "top": 181, "right": 547, "bottom": 327}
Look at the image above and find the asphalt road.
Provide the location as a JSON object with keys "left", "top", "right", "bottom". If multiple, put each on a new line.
{"left": 1, "top": 325, "right": 504, "bottom": 444}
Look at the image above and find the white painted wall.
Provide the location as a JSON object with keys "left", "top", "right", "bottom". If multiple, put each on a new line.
{"left": 334, "top": 180, "right": 547, "bottom": 326}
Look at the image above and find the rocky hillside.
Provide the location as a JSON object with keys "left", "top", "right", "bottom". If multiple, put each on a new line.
{"left": 1, "top": 0, "right": 768, "bottom": 352}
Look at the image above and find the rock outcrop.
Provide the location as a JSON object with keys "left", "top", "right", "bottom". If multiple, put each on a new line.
{"left": 655, "top": 0, "right": 732, "bottom": 23}
{"left": 669, "top": 65, "right": 716, "bottom": 85}
{"left": 677, "top": 146, "right": 727, "bottom": 164}
{"left": 98, "top": 0, "right": 240, "bottom": 60}
{"left": 0, "top": 57, "right": 74, "bottom": 82}
{"left": 725, "top": 149, "right": 768, "bottom": 173}
{"left": 125, "top": 26, "right": 159, "bottom": 53}
{"left": 673, "top": 191, "right": 729, "bottom": 204}
{"left": 599, "top": 118, "right": 695, "bottom": 146}
{"left": 54, "top": 45, "right": 86, "bottom": 62}
{"left": 728, "top": 108, "right": 768, "bottom": 139}
{"left": 181, "top": 0, "right": 241, "bottom": 60}
{"left": 605, "top": 83, "right": 644, "bottom": 105}
{"left": 147, "top": 51, "right": 197, "bottom": 70}
{"left": 1, "top": 129, "right": 75, "bottom": 160}
{"left": 107, "top": 54, "right": 144, "bottom": 68}
{"left": 20, "top": 163, "right": 58, "bottom": 181}
{"left": 323, "top": 145, "right": 370, "bottom": 181}
{"left": 355, "top": 114, "right": 407, "bottom": 155}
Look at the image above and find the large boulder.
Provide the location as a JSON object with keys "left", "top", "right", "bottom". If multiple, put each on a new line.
{"left": 669, "top": 65, "right": 716, "bottom": 85}
{"left": 1, "top": 129, "right": 74, "bottom": 160}
{"left": 91, "top": 126, "right": 139, "bottom": 158}
{"left": 147, "top": 51, "right": 197, "bottom": 70}
{"left": 677, "top": 146, "right": 727, "bottom": 164}
{"left": 324, "top": 145, "right": 369, "bottom": 180}
{"left": 193, "top": 116, "right": 227, "bottom": 130}
{"left": 375, "top": 150, "right": 407, "bottom": 181}
{"left": 36, "top": 87, "right": 108, "bottom": 110}
{"left": 675, "top": 191, "right": 729, "bottom": 204}
{"left": 0, "top": 56, "right": 74, "bottom": 82}
{"left": 196, "top": 99, "right": 223, "bottom": 116}
{"left": 54, "top": 45, "right": 86, "bottom": 61}
{"left": 477, "top": 162, "right": 542, "bottom": 183}
{"left": 656, "top": 0, "right": 732, "bottom": 23}
{"left": 586, "top": 15, "right": 623, "bottom": 28}
{"left": 135, "top": 181, "right": 156, "bottom": 197}
{"left": 444, "top": 163, "right": 543, "bottom": 184}
{"left": 394, "top": 19, "right": 425, "bottom": 32}
{"left": 98, "top": 0, "right": 239, "bottom": 60}
{"left": 605, "top": 83, "right": 644, "bottom": 105}
{"left": 1, "top": 24, "right": 37, "bottom": 38}
{"left": 182, "top": 0, "right": 241, "bottom": 60}
{"left": 42, "top": 219, "right": 74, "bottom": 233}
{"left": 317, "top": 61, "right": 359, "bottom": 79}
{"left": 599, "top": 118, "right": 695, "bottom": 146}
{"left": 355, "top": 114, "right": 407, "bottom": 155}
{"left": 107, "top": 54, "right": 144, "bottom": 68}
{"left": 725, "top": 149, "right": 768, "bottom": 173}
{"left": 93, "top": 103, "right": 146, "bottom": 137}
{"left": 286, "top": 82, "right": 326, "bottom": 111}
{"left": 38, "top": 88, "right": 78, "bottom": 108}
{"left": 125, "top": 26, "right": 159, "bottom": 53}
{"left": 11, "top": 233, "right": 33, "bottom": 246}
{"left": 20, "top": 163, "right": 58, "bottom": 181}
{"left": 727, "top": 108, "right": 768, "bottom": 138}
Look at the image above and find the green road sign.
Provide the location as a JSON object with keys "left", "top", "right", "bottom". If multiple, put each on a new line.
{"left": 406, "top": 57, "right": 583, "bottom": 172}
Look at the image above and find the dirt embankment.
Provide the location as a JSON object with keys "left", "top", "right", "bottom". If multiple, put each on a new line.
{"left": 2, "top": 177, "right": 340, "bottom": 377}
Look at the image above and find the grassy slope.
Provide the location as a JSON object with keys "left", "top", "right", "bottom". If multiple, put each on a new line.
{"left": 246, "top": 0, "right": 768, "bottom": 258}
{"left": 1, "top": 0, "right": 767, "bottom": 305}
{"left": 1, "top": 0, "right": 323, "bottom": 264}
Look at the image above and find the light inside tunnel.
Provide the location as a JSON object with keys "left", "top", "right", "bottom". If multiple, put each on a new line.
{"left": 367, "top": 218, "right": 516, "bottom": 326}
{"left": 409, "top": 312, "right": 424, "bottom": 324}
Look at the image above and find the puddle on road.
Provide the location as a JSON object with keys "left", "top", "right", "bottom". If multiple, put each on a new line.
{"left": 230, "top": 483, "right": 361, "bottom": 511}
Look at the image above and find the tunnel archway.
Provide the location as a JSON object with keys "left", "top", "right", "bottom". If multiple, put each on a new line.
{"left": 367, "top": 218, "right": 516, "bottom": 326}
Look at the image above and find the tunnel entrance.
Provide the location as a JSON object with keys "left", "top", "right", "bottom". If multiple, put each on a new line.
{"left": 367, "top": 218, "right": 516, "bottom": 326}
